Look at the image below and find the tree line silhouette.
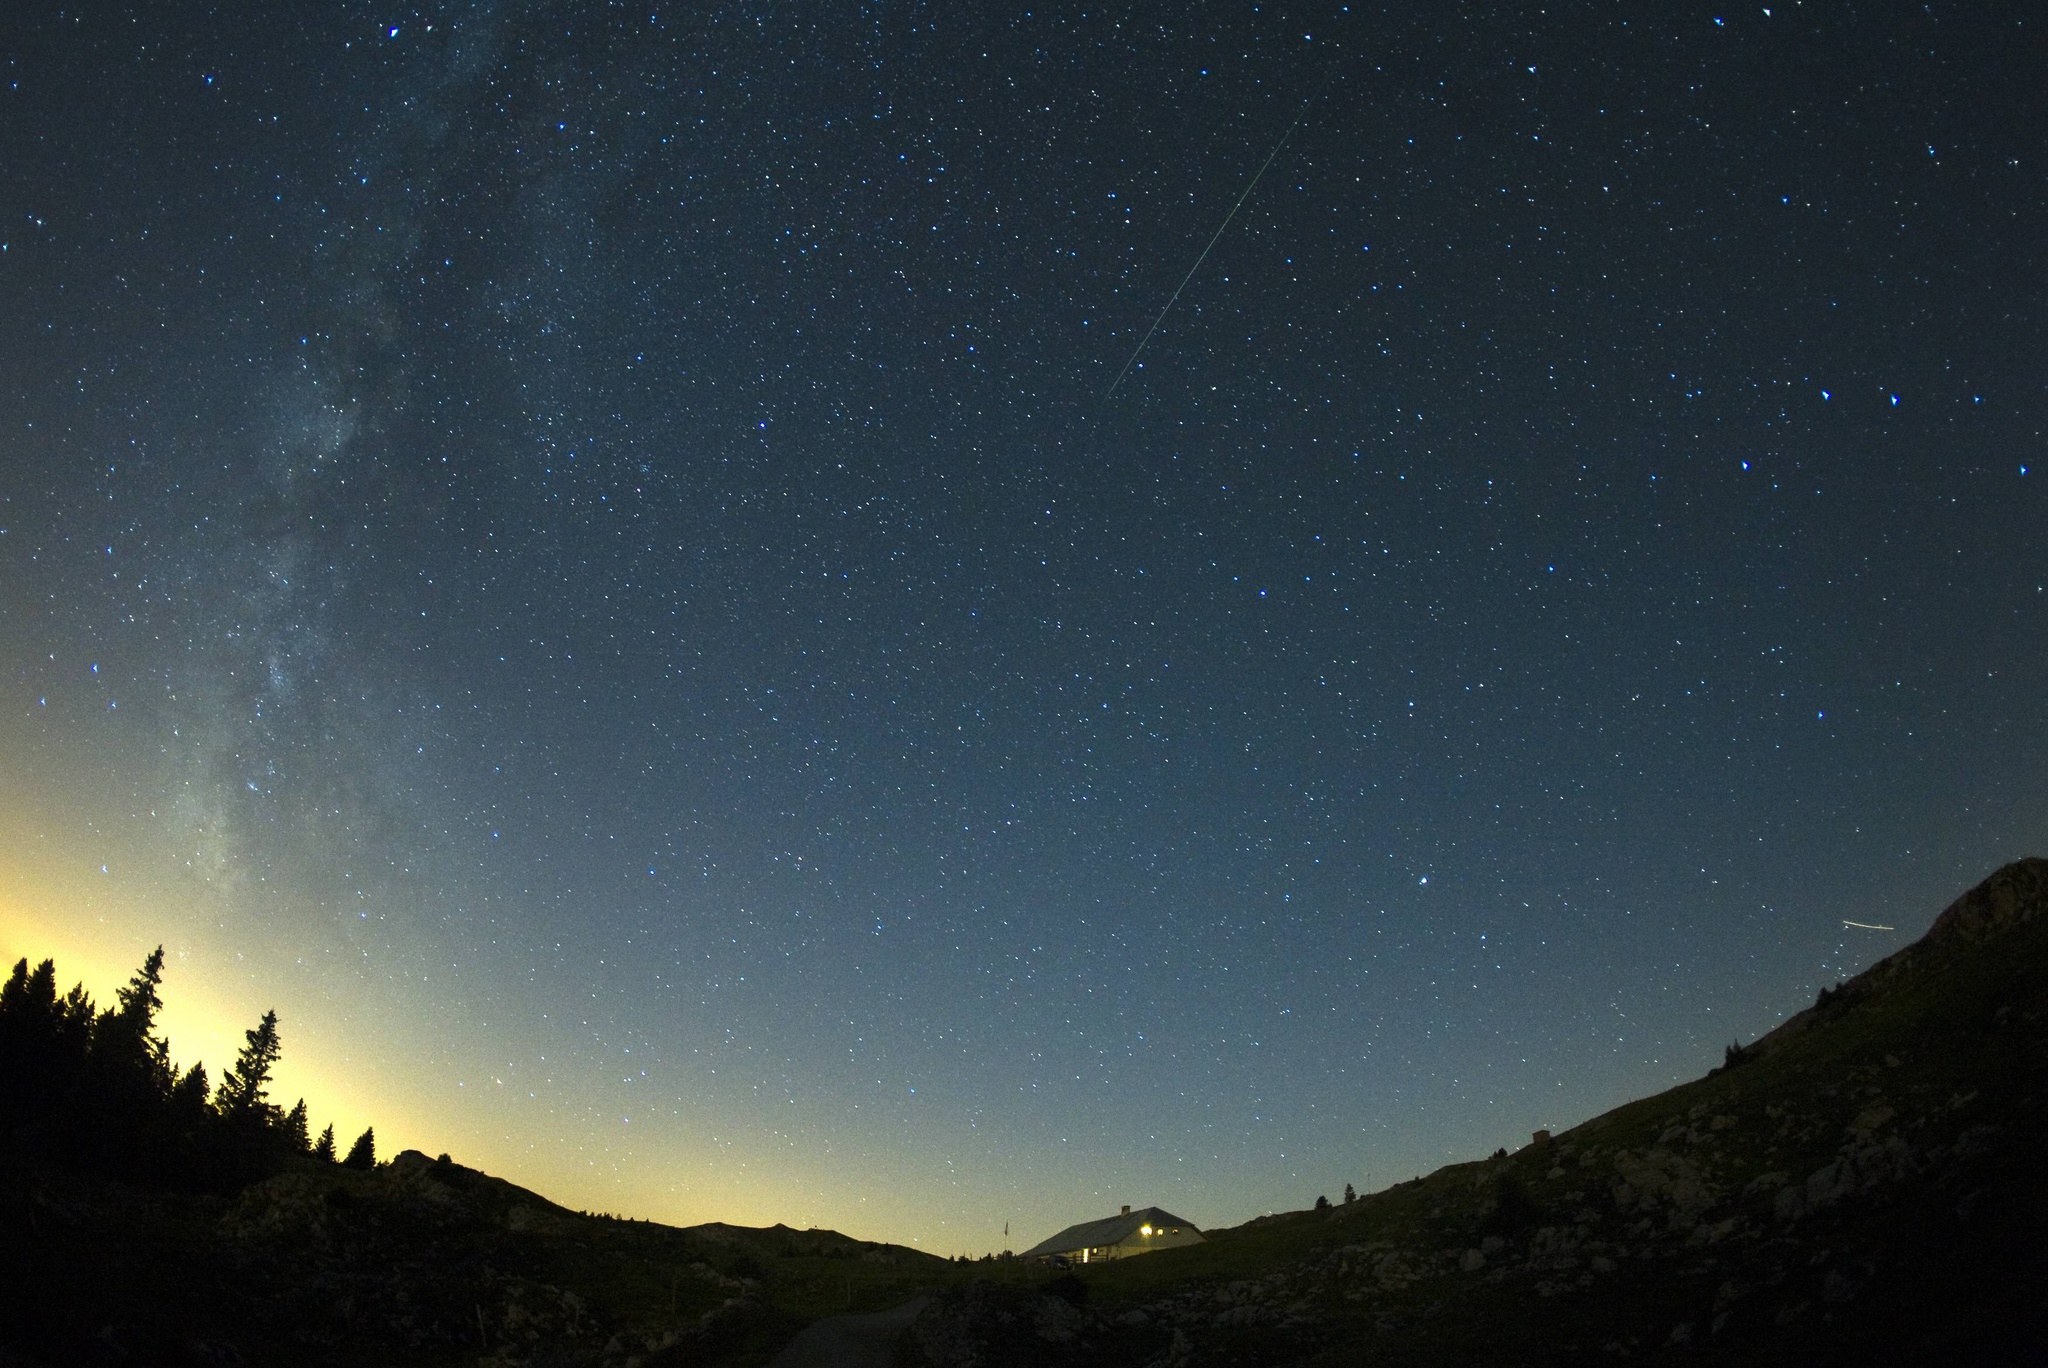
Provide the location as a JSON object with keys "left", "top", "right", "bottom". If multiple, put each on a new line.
{"left": 0, "top": 947, "right": 376, "bottom": 1190}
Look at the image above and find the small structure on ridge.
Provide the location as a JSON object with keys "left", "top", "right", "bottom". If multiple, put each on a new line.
{"left": 1020, "top": 1204, "right": 1205, "bottom": 1264}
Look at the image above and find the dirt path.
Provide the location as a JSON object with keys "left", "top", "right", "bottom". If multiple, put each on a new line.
{"left": 768, "top": 1296, "right": 930, "bottom": 1368}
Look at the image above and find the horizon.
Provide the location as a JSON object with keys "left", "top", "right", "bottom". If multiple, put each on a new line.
{"left": 4, "top": 1, "right": 2043, "bottom": 1255}
{"left": 0, "top": 856, "right": 2016, "bottom": 1254}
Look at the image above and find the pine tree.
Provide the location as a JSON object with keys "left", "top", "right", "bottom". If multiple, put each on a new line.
{"left": 1343, "top": 1182, "right": 1357, "bottom": 1204}
{"left": 70, "top": 947, "right": 180, "bottom": 1175}
{"left": 342, "top": 1125, "right": 376, "bottom": 1169}
{"left": 282, "top": 1098, "right": 312, "bottom": 1153}
{"left": 0, "top": 957, "right": 50, "bottom": 1022}
{"left": 168, "top": 1061, "right": 211, "bottom": 1116}
{"left": 0, "top": 958, "right": 63, "bottom": 1118}
{"left": 94, "top": 948, "right": 173, "bottom": 1102}
{"left": 0, "top": 957, "right": 58, "bottom": 1024}
{"left": 215, "top": 1009, "right": 282, "bottom": 1124}
{"left": 34, "top": 974, "right": 100, "bottom": 1112}
{"left": 102, "top": 946, "right": 174, "bottom": 1097}
{"left": 166, "top": 1062, "right": 213, "bottom": 1164}
{"left": 313, "top": 1123, "right": 337, "bottom": 1163}
{"left": 0, "top": 958, "right": 92, "bottom": 1059}
{"left": 113, "top": 946, "right": 166, "bottom": 1038}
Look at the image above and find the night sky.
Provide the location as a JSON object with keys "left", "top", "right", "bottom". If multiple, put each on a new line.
{"left": 3, "top": 1, "right": 2044, "bottom": 1252}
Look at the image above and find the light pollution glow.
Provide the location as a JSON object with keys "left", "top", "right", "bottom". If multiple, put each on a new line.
{"left": 1, "top": 795, "right": 1216, "bottom": 1253}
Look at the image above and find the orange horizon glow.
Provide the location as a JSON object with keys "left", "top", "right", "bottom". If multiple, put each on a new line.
{"left": 1, "top": 801, "right": 1225, "bottom": 1256}
{"left": 0, "top": 863, "right": 1019, "bottom": 1255}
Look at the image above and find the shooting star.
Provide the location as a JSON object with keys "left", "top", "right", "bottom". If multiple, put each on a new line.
{"left": 1842, "top": 920, "right": 1895, "bottom": 931}
{"left": 1104, "top": 64, "right": 1338, "bottom": 399}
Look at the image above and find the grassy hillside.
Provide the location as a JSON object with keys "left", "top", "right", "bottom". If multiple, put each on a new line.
{"left": 5, "top": 859, "right": 2045, "bottom": 1366}
{"left": 904, "top": 857, "right": 2048, "bottom": 1366}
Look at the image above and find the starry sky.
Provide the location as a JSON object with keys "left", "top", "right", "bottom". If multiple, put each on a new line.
{"left": 2, "top": 0, "right": 2043, "bottom": 1252}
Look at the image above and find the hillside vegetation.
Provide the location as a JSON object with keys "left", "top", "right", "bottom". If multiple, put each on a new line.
{"left": 5, "top": 859, "right": 2046, "bottom": 1366}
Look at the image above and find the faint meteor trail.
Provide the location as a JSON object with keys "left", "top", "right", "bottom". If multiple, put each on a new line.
{"left": 1104, "top": 65, "right": 1337, "bottom": 399}
{"left": 1842, "top": 920, "right": 1896, "bottom": 931}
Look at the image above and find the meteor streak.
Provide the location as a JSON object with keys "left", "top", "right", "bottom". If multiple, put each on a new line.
{"left": 1104, "top": 65, "right": 1337, "bottom": 399}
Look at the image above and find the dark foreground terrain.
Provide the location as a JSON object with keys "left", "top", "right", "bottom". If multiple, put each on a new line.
{"left": 0, "top": 1142, "right": 954, "bottom": 1366}
{"left": 6, "top": 859, "right": 2047, "bottom": 1366}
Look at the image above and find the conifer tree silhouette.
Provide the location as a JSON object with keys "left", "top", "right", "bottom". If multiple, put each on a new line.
{"left": 0, "top": 958, "right": 59, "bottom": 1116}
{"left": 168, "top": 1060, "right": 211, "bottom": 1117}
{"left": 0, "top": 957, "right": 61, "bottom": 1030}
{"left": 60, "top": 976, "right": 96, "bottom": 1082}
{"left": 0, "top": 958, "right": 96, "bottom": 1123}
{"left": 343, "top": 1125, "right": 377, "bottom": 1169}
{"left": 72, "top": 947, "right": 179, "bottom": 1174}
{"left": 163, "top": 1061, "right": 215, "bottom": 1184}
{"left": 109, "top": 946, "right": 167, "bottom": 1053}
{"left": 2, "top": 949, "right": 387, "bottom": 1192}
{"left": 110, "top": 949, "right": 174, "bottom": 1096}
{"left": 215, "top": 1010, "right": 282, "bottom": 1125}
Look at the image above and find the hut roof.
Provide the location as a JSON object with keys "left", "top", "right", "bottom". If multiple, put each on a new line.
{"left": 1019, "top": 1206, "right": 1200, "bottom": 1258}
